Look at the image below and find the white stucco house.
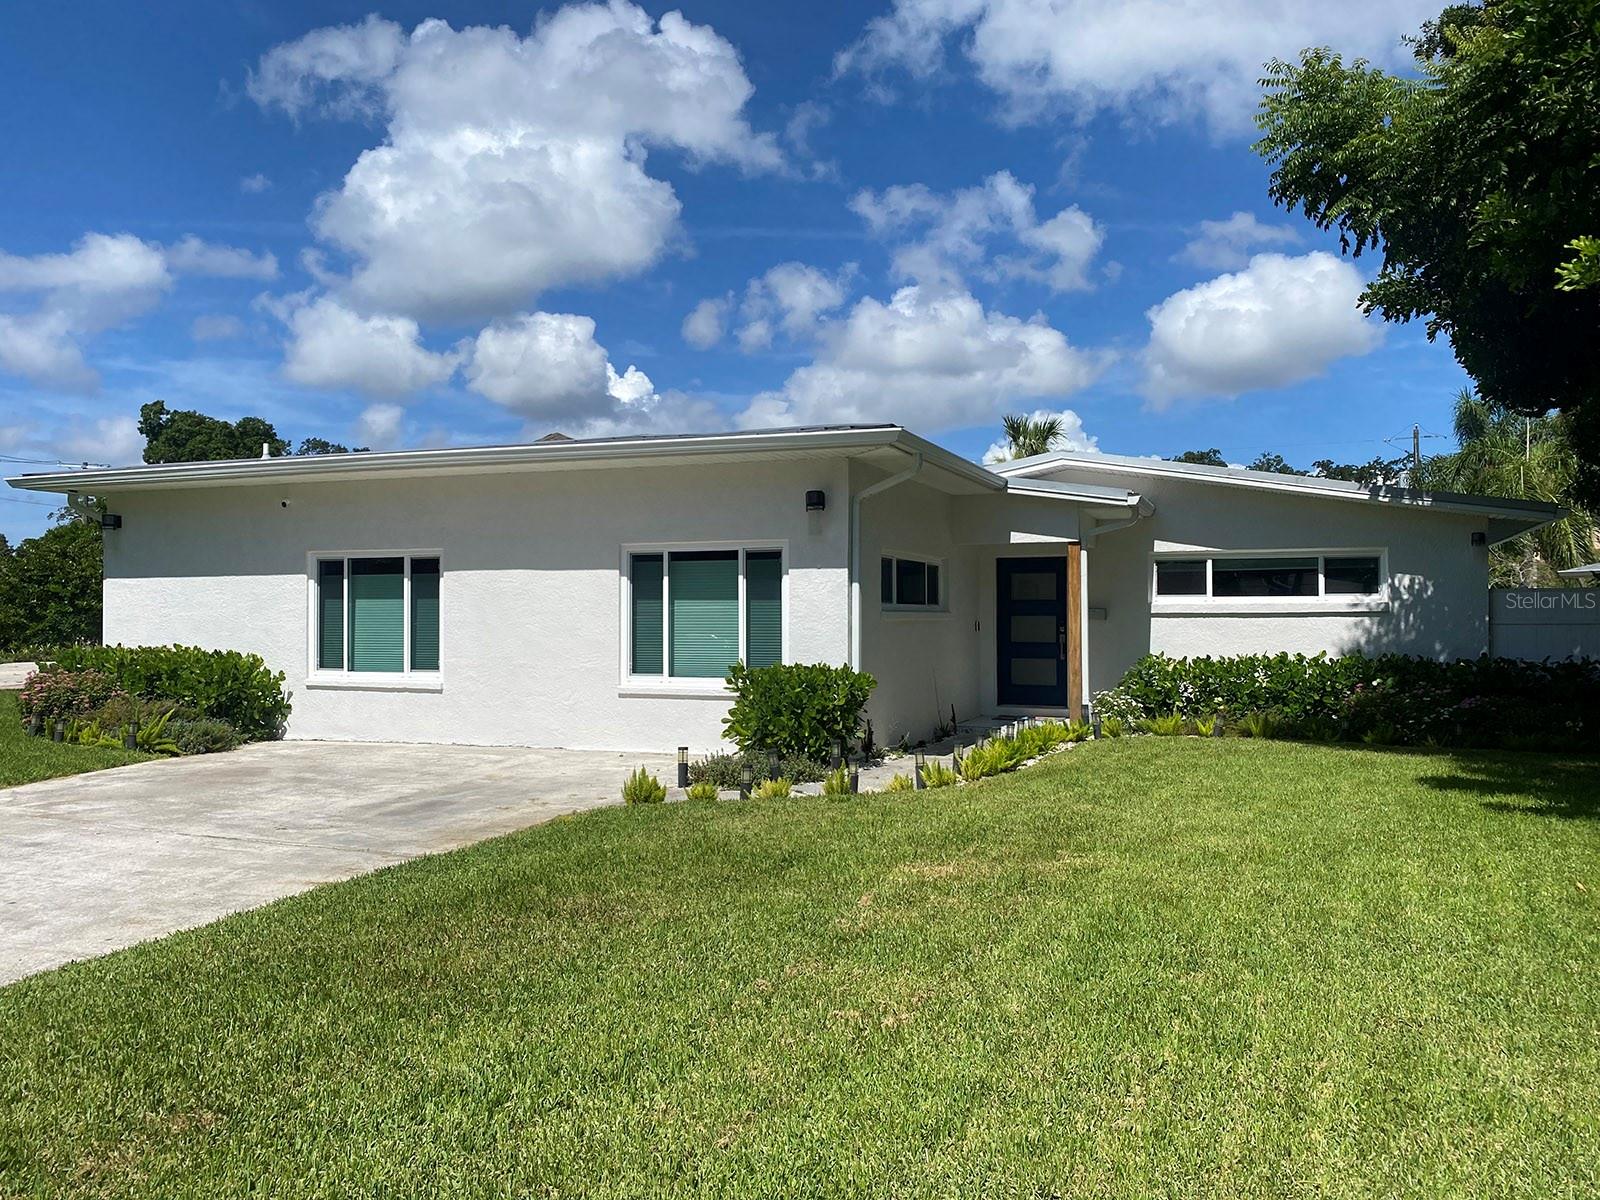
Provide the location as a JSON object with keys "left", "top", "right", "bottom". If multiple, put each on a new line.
{"left": 8, "top": 424, "right": 1559, "bottom": 752}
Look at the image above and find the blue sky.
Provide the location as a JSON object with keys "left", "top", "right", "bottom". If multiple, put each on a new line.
{"left": 0, "top": 0, "right": 1468, "bottom": 542}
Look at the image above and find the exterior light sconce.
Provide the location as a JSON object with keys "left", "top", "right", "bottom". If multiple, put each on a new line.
{"left": 913, "top": 749, "right": 926, "bottom": 789}
{"left": 1471, "top": 531, "right": 1487, "bottom": 546}
{"left": 676, "top": 746, "right": 689, "bottom": 788}
{"left": 739, "top": 761, "right": 754, "bottom": 799}
{"left": 100, "top": 513, "right": 122, "bottom": 530}
{"left": 805, "top": 489, "right": 826, "bottom": 512}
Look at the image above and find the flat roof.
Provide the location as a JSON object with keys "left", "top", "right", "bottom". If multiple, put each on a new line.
{"left": 6, "top": 424, "right": 1005, "bottom": 498}
{"left": 994, "top": 448, "right": 1563, "bottom": 528}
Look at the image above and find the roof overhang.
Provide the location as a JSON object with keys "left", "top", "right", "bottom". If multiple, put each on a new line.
{"left": 6, "top": 424, "right": 1005, "bottom": 499}
{"left": 996, "top": 450, "right": 1561, "bottom": 543}
{"left": 1558, "top": 562, "right": 1600, "bottom": 578}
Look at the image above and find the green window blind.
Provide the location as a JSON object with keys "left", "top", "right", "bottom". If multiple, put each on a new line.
{"left": 317, "top": 560, "right": 345, "bottom": 670}
{"left": 669, "top": 551, "right": 738, "bottom": 678}
{"left": 745, "top": 551, "right": 782, "bottom": 669}
{"left": 348, "top": 557, "right": 404, "bottom": 673}
{"left": 631, "top": 554, "right": 664, "bottom": 675}
{"left": 410, "top": 558, "right": 440, "bottom": 671}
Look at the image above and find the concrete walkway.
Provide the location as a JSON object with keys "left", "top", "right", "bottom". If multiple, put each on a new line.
{"left": 0, "top": 740, "right": 674, "bottom": 986}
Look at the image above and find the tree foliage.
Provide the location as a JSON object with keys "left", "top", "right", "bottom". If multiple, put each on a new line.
{"left": 0, "top": 518, "right": 103, "bottom": 651}
{"left": 1168, "top": 448, "right": 1228, "bottom": 467}
{"left": 1415, "top": 389, "right": 1597, "bottom": 584}
{"left": 1255, "top": 0, "right": 1600, "bottom": 507}
{"left": 998, "top": 413, "right": 1065, "bottom": 461}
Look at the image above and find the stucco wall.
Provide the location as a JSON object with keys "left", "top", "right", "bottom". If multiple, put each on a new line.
{"left": 853, "top": 464, "right": 982, "bottom": 747}
{"left": 101, "top": 459, "right": 849, "bottom": 752}
{"left": 1490, "top": 588, "right": 1600, "bottom": 660}
{"left": 1024, "top": 465, "right": 1494, "bottom": 695}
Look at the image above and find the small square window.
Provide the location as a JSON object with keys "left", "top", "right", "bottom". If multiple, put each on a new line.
{"left": 1155, "top": 559, "right": 1207, "bottom": 596}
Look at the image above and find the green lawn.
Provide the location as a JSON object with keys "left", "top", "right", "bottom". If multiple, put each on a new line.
{"left": 2, "top": 739, "right": 1598, "bottom": 1197}
{"left": 0, "top": 690, "right": 151, "bottom": 788}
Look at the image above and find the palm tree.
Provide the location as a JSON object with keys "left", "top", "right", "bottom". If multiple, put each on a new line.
{"left": 997, "top": 413, "right": 1064, "bottom": 461}
{"left": 1416, "top": 390, "right": 1598, "bottom": 586}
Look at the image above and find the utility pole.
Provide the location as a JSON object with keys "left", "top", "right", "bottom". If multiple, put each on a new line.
{"left": 1412, "top": 423, "right": 1421, "bottom": 475}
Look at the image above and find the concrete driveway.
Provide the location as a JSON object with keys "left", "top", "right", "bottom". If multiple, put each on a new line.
{"left": 0, "top": 740, "right": 675, "bottom": 985}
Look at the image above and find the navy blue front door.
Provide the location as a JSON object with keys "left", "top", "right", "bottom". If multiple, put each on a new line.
{"left": 996, "top": 558, "right": 1067, "bottom": 707}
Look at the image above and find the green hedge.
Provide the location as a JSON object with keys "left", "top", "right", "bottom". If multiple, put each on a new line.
{"left": 44, "top": 645, "right": 290, "bottom": 742}
{"left": 1094, "top": 652, "right": 1599, "bottom": 751}
{"left": 722, "top": 662, "right": 876, "bottom": 763}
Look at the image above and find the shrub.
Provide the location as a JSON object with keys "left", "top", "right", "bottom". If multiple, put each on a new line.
{"left": 959, "top": 740, "right": 1027, "bottom": 782}
{"left": 821, "top": 766, "right": 852, "bottom": 796}
{"left": 919, "top": 759, "right": 958, "bottom": 788}
{"left": 170, "top": 718, "right": 242, "bottom": 755}
{"left": 1236, "top": 711, "right": 1280, "bottom": 739}
{"left": 1098, "top": 715, "right": 1126, "bottom": 738}
{"left": 687, "top": 751, "right": 826, "bottom": 789}
{"left": 883, "top": 773, "right": 915, "bottom": 792}
{"left": 1094, "top": 652, "right": 1600, "bottom": 751}
{"left": 46, "top": 645, "right": 290, "bottom": 741}
{"left": 751, "top": 777, "right": 792, "bottom": 800}
{"left": 684, "top": 780, "right": 720, "bottom": 802}
{"left": 18, "top": 667, "right": 122, "bottom": 726}
{"left": 723, "top": 662, "right": 876, "bottom": 762}
{"left": 1137, "top": 712, "right": 1188, "bottom": 736}
{"left": 622, "top": 767, "right": 667, "bottom": 805}
{"left": 1191, "top": 714, "right": 1218, "bottom": 737}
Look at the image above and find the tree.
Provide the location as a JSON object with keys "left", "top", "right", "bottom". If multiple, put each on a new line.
{"left": 1247, "top": 452, "right": 1299, "bottom": 474}
{"left": 1255, "top": 0, "right": 1600, "bottom": 508}
{"left": 0, "top": 519, "right": 103, "bottom": 650}
{"left": 1309, "top": 455, "right": 1412, "bottom": 487}
{"left": 296, "top": 437, "right": 369, "bottom": 456}
{"left": 1415, "top": 389, "right": 1598, "bottom": 584}
{"left": 139, "top": 401, "right": 289, "bottom": 464}
{"left": 1168, "top": 448, "right": 1228, "bottom": 467}
{"left": 996, "top": 413, "right": 1065, "bottom": 461}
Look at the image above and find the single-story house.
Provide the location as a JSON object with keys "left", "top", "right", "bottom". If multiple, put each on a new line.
{"left": 8, "top": 425, "right": 1560, "bottom": 752}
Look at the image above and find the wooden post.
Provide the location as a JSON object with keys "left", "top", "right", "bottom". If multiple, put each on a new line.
{"left": 1065, "top": 542, "right": 1083, "bottom": 722}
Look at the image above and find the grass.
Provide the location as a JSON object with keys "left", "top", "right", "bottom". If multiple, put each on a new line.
{"left": 0, "top": 691, "right": 151, "bottom": 788}
{"left": 3, "top": 738, "right": 1599, "bottom": 1197}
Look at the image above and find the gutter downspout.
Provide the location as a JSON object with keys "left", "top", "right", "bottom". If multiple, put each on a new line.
{"left": 1082, "top": 498, "right": 1155, "bottom": 544}
{"left": 848, "top": 451, "right": 923, "bottom": 670}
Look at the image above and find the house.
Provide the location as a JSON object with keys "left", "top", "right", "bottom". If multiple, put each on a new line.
{"left": 7, "top": 425, "right": 1559, "bottom": 752}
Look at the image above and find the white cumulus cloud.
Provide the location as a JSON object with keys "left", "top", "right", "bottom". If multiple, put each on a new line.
{"left": 681, "top": 296, "right": 729, "bottom": 349}
{"left": 1176, "top": 211, "right": 1302, "bottom": 271}
{"left": 464, "top": 311, "right": 667, "bottom": 432}
{"left": 250, "top": 4, "right": 780, "bottom": 321}
{"left": 281, "top": 296, "right": 458, "bottom": 396}
{"left": 851, "top": 171, "right": 1102, "bottom": 292}
{"left": 355, "top": 402, "right": 405, "bottom": 450}
{"left": 1142, "top": 251, "right": 1383, "bottom": 404}
{"left": 164, "top": 236, "right": 278, "bottom": 280}
{"left": 839, "top": 0, "right": 1440, "bottom": 132}
{"left": 738, "top": 284, "right": 1105, "bottom": 431}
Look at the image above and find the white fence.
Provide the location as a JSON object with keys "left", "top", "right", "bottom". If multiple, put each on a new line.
{"left": 1490, "top": 588, "right": 1600, "bottom": 661}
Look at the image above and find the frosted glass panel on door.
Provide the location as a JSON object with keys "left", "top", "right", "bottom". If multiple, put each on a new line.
{"left": 1010, "top": 658, "right": 1057, "bottom": 686}
{"left": 1010, "top": 614, "right": 1056, "bottom": 643}
{"left": 1010, "top": 571, "right": 1056, "bottom": 601}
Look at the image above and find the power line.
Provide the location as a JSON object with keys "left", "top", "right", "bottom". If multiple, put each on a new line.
{"left": 0, "top": 495, "right": 58, "bottom": 508}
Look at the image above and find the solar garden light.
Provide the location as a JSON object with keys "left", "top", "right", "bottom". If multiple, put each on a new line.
{"left": 832, "top": 739, "right": 845, "bottom": 770}
{"left": 1091, "top": 712, "right": 1102, "bottom": 739}
{"left": 1212, "top": 717, "right": 1224, "bottom": 738}
{"left": 27, "top": 714, "right": 41, "bottom": 738}
{"left": 123, "top": 724, "right": 138, "bottom": 751}
{"left": 914, "top": 749, "right": 926, "bottom": 789}
{"left": 849, "top": 760, "right": 860, "bottom": 794}
{"left": 677, "top": 746, "right": 689, "bottom": 788}
{"left": 739, "top": 761, "right": 754, "bottom": 799}
{"left": 52, "top": 720, "right": 65, "bottom": 742}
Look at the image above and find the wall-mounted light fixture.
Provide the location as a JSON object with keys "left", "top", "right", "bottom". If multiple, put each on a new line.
{"left": 1471, "top": 531, "right": 1487, "bottom": 546}
{"left": 100, "top": 513, "right": 122, "bottom": 530}
{"left": 805, "top": 489, "right": 826, "bottom": 512}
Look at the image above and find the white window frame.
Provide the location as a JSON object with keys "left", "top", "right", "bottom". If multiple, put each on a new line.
{"left": 618, "top": 540, "right": 789, "bottom": 697}
{"left": 1150, "top": 547, "right": 1389, "bottom": 615}
{"left": 880, "top": 551, "right": 949, "bottom": 614}
{"left": 305, "top": 549, "right": 444, "bottom": 692}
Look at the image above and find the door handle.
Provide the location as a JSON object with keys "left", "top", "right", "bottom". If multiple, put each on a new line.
{"left": 1058, "top": 626, "right": 1066, "bottom": 659}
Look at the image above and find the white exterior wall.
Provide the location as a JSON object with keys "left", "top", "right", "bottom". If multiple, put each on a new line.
{"left": 1027, "top": 465, "right": 1494, "bottom": 695}
{"left": 101, "top": 460, "right": 849, "bottom": 752}
{"left": 853, "top": 464, "right": 982, "bottom": 747}
{"left": 1490, "top": 588, "right": 1600, "bottom": 660}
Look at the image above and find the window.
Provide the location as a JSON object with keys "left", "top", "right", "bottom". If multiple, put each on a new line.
{"left": 881, "top": 555, "right": 942, "bottom": 609}
{"left": 314, "top": 554, "right": 440, "bottom": 674}
{"left": 1154, "top": 553, "right": 1383, "bottom": 601}
{"left": 628, "top": 547, "right": 783, "bottom": 680}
